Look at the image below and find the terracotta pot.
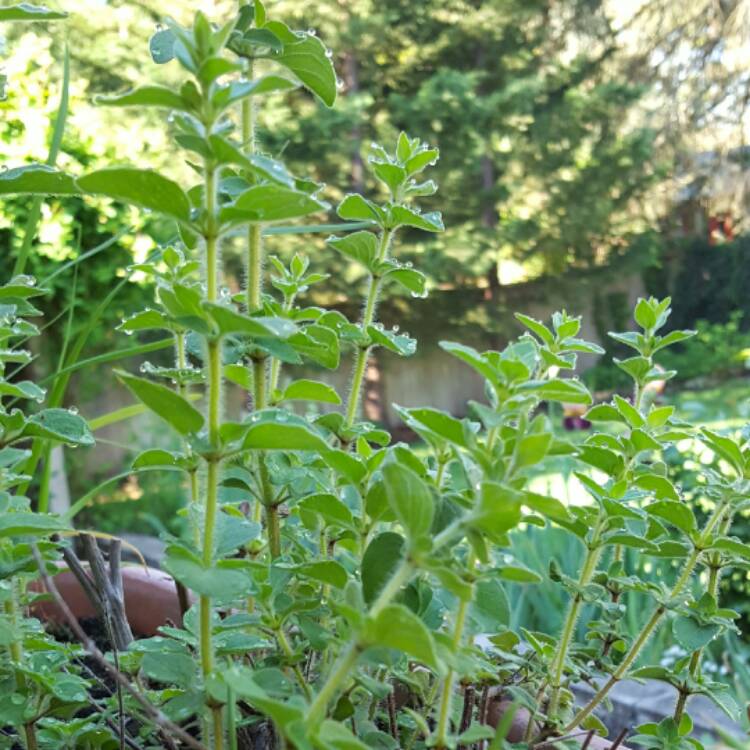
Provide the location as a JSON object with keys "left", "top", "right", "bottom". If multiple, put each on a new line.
{"left": 31, "top": 564, "right": 187, "bottom": 636}
{"left": 487, "top": 699, "right": 630, "bottom": 749}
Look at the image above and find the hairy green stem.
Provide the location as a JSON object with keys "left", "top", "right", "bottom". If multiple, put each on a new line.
{"left": 563, "top": 501, "right": 729, "bottom": 734}
{"left": 305, "top": 558, "right": 413, "bottom": 724}
{"left": 673, "top": 553, "right": 723, "bottom": 724}
{"left": 344, "top": 230, "right": 393, "bottom": 426}
{"left": 4, "top": 587, "right": 38, "bottom": 750}
{"left": 265, "top": 503, "right": 281, "bottom": 559}
{"left": 548, "top": 520, "right": 604, "bottom": 718}
{"left": 268, "top": 295, "right": 294, "bottom": 395}
{"left": 199, "top": 144, "right": 224, "bottom": 748}
{"left": 434, "top": 554, "right": 474, "bottom": 749}
{"left": 276, "top": 626, "right": 313, "bottom": 700}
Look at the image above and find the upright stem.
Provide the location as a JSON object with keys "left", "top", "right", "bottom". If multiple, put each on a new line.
{"left": 4, "top": 586, "right": 38, "bottom": 750}
{"left": 268, "top": 295, "right": 294, "bottom": 395}
{"left": 265, "top": 503, "right": 281, "bottom": 558}
{"left": 344, "top": 230, "right": 393, "bottom": 427}
{"left": 435, "top": 555, "right": 475, "bottom": 749}
{"left": 176, "top": 331, "right": 202, "bottom": 547}
{"left": 199, "top": 153, "right": 224, "bottom": 750}
{"left": 305, "top": 558, "right": 413, "bottom": 724}
{"left": 547, "top": 520, "right": 604, "bottom": 718}
{"left": 562, "top": 501, "right": 729, "bottom": 734}
{"left": 673, "top": 553, "right": 723, "bottom": 724}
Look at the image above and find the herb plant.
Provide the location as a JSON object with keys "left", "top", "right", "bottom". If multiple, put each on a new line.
{"left": 2, "top": 3, "right": 750, "bottom": 750}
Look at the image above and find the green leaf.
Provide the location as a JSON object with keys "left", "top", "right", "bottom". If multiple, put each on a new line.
{"left": 203, "top": 303, "right": 296, "bottom": 339}
{"left": 381, "top": 462, "right": 434, "bottom": 544}
{"left": 515, "top": 313, "right": 554, "bottom": 346}
{"left": 635, "top": 474, "right": 679, "bottom": 501}
{"left": 712, "top": 536, "right": 750, "bottom": 561}
{"left": 522, "top": 492, "right": 570, "bottom": 522}
{"left": 321, "top": 449, "right": 367, "bottom": 485}
{"left": 646, "top": 501, "right": 697, "bottom": 535}
{"left": 0, "top": 512, "right": 68, "bottom": 538}
{"left": 701, "top": 429, "right": 745, "bottom": 475}
{"left": 613, "top": 394, "right": 645, "bottom": 427}
{"left": 384, "top": 268, "right": 426, "bottom": 295}
{"left": 327, "top": 231, "right": 378, "bottom": 268}
{"left": 216, "top": 75, "right": 297, "bottom": 109}
{"left": 577, "top": 445, "right": 625, "bottom": 476}
{"left": 0, "top": 379, "right": 45, "bottom": 401}
{"left": 318, "top": 721, "right": 370, "bottom": 750}
{"left": 398, "top": 407, "right": 468, "bottom": 447}
{"left": 132, "top": 449, "right": 187, "bottom": 470}
{"left": 0, "top": 164, "right": 79, "bottom": 195}
{"left": 366, "top": 325, "right": 416, "bottom": 357}
{"left": 115, "top": 370, "right": 204, "bottom": 435}
{"left": 240, "top": 409, "right": 329, "bottom": 452}
{"left": 672, "top": 617, "right": 720, "bottom": 651}
{"left": 224, "top": 666, "right": 304, "bottom": 729}
{"left": 337, "top": 194, "right": 384, "bottom": 224}
{"left": 263, "top": 22, "right": 337, "bottom": 106}
{"left": 520, "top": 378, "right": 592, "bottom": 404}
{"left": 162, "top": 545, "right": 250, "bottom": 599}
{"left": 372, "top": 162, "right": 406, "bottom": 194}
{"left": 77, "top": 168, "right": 191, "bottom": 222}
{"left": 514, "top": 433, "right": 551, "bottom": 469}
{"left": 24, "top": 408, "right": 95, "bottom": 446}
{"left": 141, "top": 650, "right": 195, "bottom": 688}
{"left": 0, "top": 4, "right": 67, "bottom": 21}
{"left": 495, "top": 564, "right": 542, "bottom": 583}
{"left": 118, "top": 309, "right": 170, "bottom": 332}
{"left": 467, "top": 578, "right": 509, "bottom": 635}
{"left": 97, "top": 86, "right": 187, "bottom": 110}
{"left": 220, "top": 184, "right": 327, "bottom": 225}
{"left": 652, "top": 329, "right": 695, "bottom": 352}
{"left": 295, "top": 561, "right": 348, "bottom": 589}
{"left": 149, "top": 27, "right": 176, "bottom": 64}
{"left": 473, "top": 482, "right": 523, "bottom": 538}
{"left": 361, "top": 532, "right": 405, "bottom": 606}
{"left": 298, "top": 493, "right": 354, "bottom": 530}
{"left": 634, "top": 298, "right": 657, "bottom": 330}
{"left": 363, "top": 603, "right": 441, "bottom": 670}
{"left": 439, "top": 341, "right": 497, "bottom": 384}
{"left": 457, "top": 726, "right": 495, "bottom": 744}
{"left": 280, "top": 379, "right": 341, "bottom": 404}
{"left": 387, "top": 205, "right": 443, "bottom": 232}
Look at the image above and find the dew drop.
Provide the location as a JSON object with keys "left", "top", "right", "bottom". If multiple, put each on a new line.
{"left": 67, "top": 406, "right": 79, "bottom": 415}
{"left": 405, "top": 261, "right": 413, "bottom": 268}
{"left": 250, "top": 414, "right": 260, "bottom": 423}
{"left": 306, "top": 28, "right": 317, "bottom": 36}
{"left": 325, "top": 48, "right": 333, "bottom": 59}
{"left": 0, "top": 165, "right": 8, "bottom": 173}
{"left": 336, "top": 78, "right": 344, "bottom": 91}
{"left": 392, "top": 324, "right": 400, "bottom": 332}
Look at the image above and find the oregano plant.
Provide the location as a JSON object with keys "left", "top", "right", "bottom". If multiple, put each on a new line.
{"left": 2, "top": 3, "right": 750, "bottom": 750}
